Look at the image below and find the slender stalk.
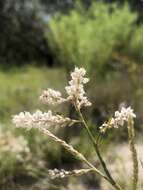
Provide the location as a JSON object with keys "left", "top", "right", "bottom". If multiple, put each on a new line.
{"left": 127, "top": 118, "right": 138, "bottom": 190}
{"left": 40, "top": 127, "right": 108, "bottom": 181}
{"left": 40, "top": 127, "right": 126, "bottom": 189}
{"left": 77, "top": 109, "right": 124, "bottom": 190}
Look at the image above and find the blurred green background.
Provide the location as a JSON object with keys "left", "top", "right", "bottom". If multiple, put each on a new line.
{"left": 0, "top": 0, "right": 143, "bottom": 189}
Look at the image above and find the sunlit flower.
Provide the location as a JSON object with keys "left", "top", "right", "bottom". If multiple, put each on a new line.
{"left": 100, "top": 107, "right": 136, "bottom": 133}
{"left": 40, "top": 88, "right": 66, "bottom": 105}
{"left": 65, "top": 67, "right": 91, "bottom": 109}
{"left": 12, "top": 110, "right": 75, "bottom": 129}
{"left": 115, "top": 107, "right": 136, "bottom": 122}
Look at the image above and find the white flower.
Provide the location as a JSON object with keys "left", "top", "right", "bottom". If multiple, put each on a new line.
{"left": 119, "top": 107, "right": 136, "bottom": 120}
{"left": 113, "top": 107, "right": 136, "bottom": 128}
{"left": 100, "top": 106, "right": 136, "bottom": 133}
{"left": 39, "top": 67, "right": 91, "bottom": 109}
{"left": 12, "top": 112, "right": 33, "bottom": 129}
{"left": 48, "top": 169, "right": 67, "bottom": 179}
{"left": 12, "top": 110, "right": 76, "bottom": 129}
{"left": 40, "top": 88, "right": 66, "bottom": 105}
{"left": 65, "top": 67, "right": 91, "bottom": 109}
{"left": 99, "top": 123, "right": 108, "bottom": 133}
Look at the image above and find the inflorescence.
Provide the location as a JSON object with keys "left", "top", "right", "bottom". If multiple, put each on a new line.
{"left": 12, "top": 66, "right": 137, "bottom": 190}
{"left": 100, "top": 107, "right": 136, "bottom": 133}
{"left": 12, "top": 67, "right": 92, "bottom": 129}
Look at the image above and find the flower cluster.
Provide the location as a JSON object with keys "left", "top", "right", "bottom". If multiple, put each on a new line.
{"left": 100, "top": 107, "right": 136, "bottom": 133}
{"left": 39, "top": 89, "right": 66, "bottom": 105}
{"left": 48, "top": 168, "right": 70, "bottom": 179}
{"left": 65, "top": 67, "right": 91, "bottom": 109}
{"left": 13, "top": 67, "right": 92, "bottom": 131}
{"left": 11, "top": 66, "right": 138, "bottom": 190}
{"left": 48, "top": 168, "right": 93, "bottom": 179}
{"left": 39, "top": 67, "right": 91, "bottom": 110}
{"left": 12, "top": 110, "right": 75, "bottom": 129}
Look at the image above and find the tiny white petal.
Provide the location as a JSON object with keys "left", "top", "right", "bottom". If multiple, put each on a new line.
{"left": 40, "top": 88, "right": 66, "bottom": 105}
{"left": 65, "top": 67, "right": 91, "bottom": 109}
{"left": 12, "top": 110, "right": 74, "bottom": 129}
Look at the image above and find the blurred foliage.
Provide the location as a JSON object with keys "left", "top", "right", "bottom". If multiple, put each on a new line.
{"left": 0, "top": 66, "right": 66, "bottom": 121}
{"left": 0, "top": 0, "right": 50, "bottom": 66}
{"left": 1, "top": 0, "right": 143, "bottom": 66}
{"left": 46, "top": 2, "right": 137, "bottom": 73}
{"left": 0, "top": 130, "right": 30, "bottom": 185}
{"left": 0, "top": 0, "right": 91, "bottom": 66}
{"left": 126, "top": 25, "right": 143, "bottom": 62}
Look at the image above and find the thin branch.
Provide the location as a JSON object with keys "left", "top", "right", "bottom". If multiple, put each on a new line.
{"left": 77, "top": 109, "right": 124, "bottom": 190}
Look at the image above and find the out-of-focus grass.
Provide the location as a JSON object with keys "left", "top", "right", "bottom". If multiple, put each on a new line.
{"left": 0, "top": 66, "right": 66, "bottom": 122}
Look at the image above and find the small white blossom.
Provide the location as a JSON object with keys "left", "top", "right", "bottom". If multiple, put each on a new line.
{"left": 113, "top": 107, "right": 136, "bottom": 127}
{"left": 12, "top": 110, "right": 75, "bottom": 129}
{"left": 65, "top": 67, "right": 91, "bottom": 109}
{"left": 100, "top": 107, "right": 136, "bottom": 133}
{"left": 12, "top": 112, "right": 33, "bottom": 129}
{"left": 48, "top": 169, "right": 67, "bottom": 179}
{"left": 99, "top": 123, "right": 108, "bottom": 133}
{"left": 40, "top": 88, "right": 66, "bottom": 105}
{"left": 48, "top": 168, "right": 93, "bottom": 179}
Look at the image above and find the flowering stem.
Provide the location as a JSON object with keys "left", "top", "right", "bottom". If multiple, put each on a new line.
{"left": 77, "top": 109, "right": 124, "bottom": 190}
{"left": 127, "top": 118, "right": 138, "bottom": 190}
{"left": 39, "top": 127, "right": 109, "bottom": 180}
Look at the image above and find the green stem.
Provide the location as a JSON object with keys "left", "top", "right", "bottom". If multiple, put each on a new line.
{"left": 81, "top": 156, "right": 110, "bottom": 181}
{"left": 81, "top": 152, "right": 124, "bottom": 190}
{"left": 77, "top": 109, "right": 124, "bottom": 190}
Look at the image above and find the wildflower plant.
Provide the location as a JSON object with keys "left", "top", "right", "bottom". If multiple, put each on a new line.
{"left": 12, "top": 67, "right": 138, "bottom": 190}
